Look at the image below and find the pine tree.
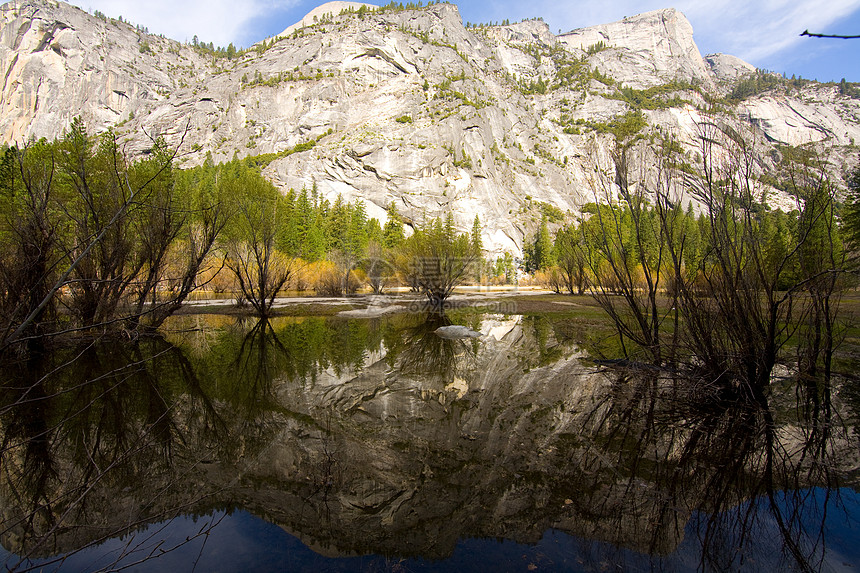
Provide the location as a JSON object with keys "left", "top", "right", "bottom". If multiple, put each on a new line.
{"left": 471, "top": 215, "right": 483, "bottom": 254}
{"left": 295, "top": 187, "right": 313, "bottom": 255}
{"left": 277, "top": 188, "right": 299, "bottom": 257}
{"left": 346, "top": 200, "right": 368, "bottom": 257}
{"left": 367, "top": 218, "right": 383, "bottom": 245}
{"left": 304, "top": 211, "right": 326, "bottom": 262}
{"left": 383, "top": 202, "right": 405, "bottom": 248}
{"left": 326, "top": 195, "right": 349, "bottom": 252}
{"left": 534, "top": 214, "right": 553, "bottom": 270}
{"left": 443, "top": 212, "right": 456, "bottom": 242}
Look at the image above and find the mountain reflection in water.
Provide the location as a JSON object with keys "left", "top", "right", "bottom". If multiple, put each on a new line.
{"left": 0, "top": 312, "right": 857, "bottom": 572}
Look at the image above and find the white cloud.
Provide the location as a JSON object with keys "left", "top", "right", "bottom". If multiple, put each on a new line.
{"left": 676, "top": 0, "right": 860, "bottom": 62}
{"left": 69, "top": 0, "right": 300, "bottom": 46}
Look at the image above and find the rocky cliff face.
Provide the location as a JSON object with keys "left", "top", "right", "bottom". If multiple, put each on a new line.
{"left": 0, "top": 1, "right": 207, "bottom": 141}
{"left": 558, "top": 8, "right": 714, "bottom": 90}
{"left": 1, "top": 0, "right": 858, "bottom": 255}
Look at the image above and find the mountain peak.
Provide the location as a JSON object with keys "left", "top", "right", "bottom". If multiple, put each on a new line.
{"left": 558, "top": 7, "right": 712, "bottom": 88}
{"left": 276, "top": 1, "right": 378, "bottom": 39}
{"left": 0, "top": 0, "right": 857, "bottom": 256}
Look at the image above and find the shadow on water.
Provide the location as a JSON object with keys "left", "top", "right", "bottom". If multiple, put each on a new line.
{"left": 0, "top": 314, "right": 856, "bottom": 571}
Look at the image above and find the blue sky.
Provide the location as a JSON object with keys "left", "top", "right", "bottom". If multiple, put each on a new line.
{"left": 72, "top": 0, "right": 860, "bottom": 82}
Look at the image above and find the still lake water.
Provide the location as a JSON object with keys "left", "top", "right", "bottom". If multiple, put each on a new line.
{"left": 0, "top": 311, "right": 858, "bottom": 572}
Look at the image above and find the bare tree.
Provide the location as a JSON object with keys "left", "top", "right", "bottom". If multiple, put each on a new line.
{"left": 671, "top": 122, "right": 844, "bottom": 396}
{"left": 363, "top": 241, "right": 392, "bottom": 295}
{"left": 553, "top": 224, "right": 589, "bottom": 294}
{"left": 582, "top": 140, "right": 677, "bottom": 364}
{"left": 134, "top": 159, "right": 234, "bottom": 331}
{"left": 800, "top": 30, "right": 860, "bottom": 39}
{"left": 583, "top": 119, "right": 846, "bottom": 399}
{"left": 0, "top": 121, "right": 189, "bottom": 353}
{"left": 0, "top": 142, "right": 60, "bottom": 346}
{"left": 226, "top": 193, "right": 295, "bottom": 317}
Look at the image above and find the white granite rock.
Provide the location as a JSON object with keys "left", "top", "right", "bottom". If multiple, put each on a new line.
{"left": 1, "top": 0, "right": 857, "bottom": 257}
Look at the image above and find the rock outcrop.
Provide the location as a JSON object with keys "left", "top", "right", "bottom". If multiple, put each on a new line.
{"left": 705, "top": 52, "right": 756, "bottom": 83}
{"left": 275, "top": 1, "right": 376, "bottom": 38}
{"left": 1, "top": 0, "right": 858, "bottom": 256}
{"left": 558, "top": 8, "right": 714, "bottom": 89}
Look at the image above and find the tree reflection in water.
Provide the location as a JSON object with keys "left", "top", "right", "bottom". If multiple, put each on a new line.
{"left": 567, "top": 367, "right": 852, "bottom": 572}
{"left": 396, "top": 311, "right": 478, "bottom": 381}
{"left": 0, "top": 337, "right": 228, "bottom": 571}
{"left": 0, "top": 314, "right": 855, "bottom": 571}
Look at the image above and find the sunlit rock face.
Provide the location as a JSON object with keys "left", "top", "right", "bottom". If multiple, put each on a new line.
{"left": 0, "top": 0, "right": 204, "bottom": 141}
{"left": 558, "top": 8, "right": 714, "bottom": 90}
{"left": 741, "top": 91, "right": 860, "bottom": 147}
{"left": 704, "top": 52, "right": 755, "bottom": 83}
{"left": 1, "top": 0, "right": 858, "bottom": 256}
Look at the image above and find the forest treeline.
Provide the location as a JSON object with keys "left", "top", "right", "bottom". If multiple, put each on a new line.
{"left": 0, "top": 120, "right": 484, "bottom": 353}
{"left": 526, "top": 198, "right": 847, "bottom": 297}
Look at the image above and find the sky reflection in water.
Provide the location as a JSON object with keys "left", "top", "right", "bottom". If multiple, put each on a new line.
{"left": 6, "top": 488, "right": 859, "bottom": 573}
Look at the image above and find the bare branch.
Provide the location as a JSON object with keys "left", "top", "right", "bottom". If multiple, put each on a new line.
{"left": 800, "top": 30, "right": 860, "bottom": 39}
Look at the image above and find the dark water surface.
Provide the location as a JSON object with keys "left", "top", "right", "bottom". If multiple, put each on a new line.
{"left": 1, "top": 312, "right": 857, "bottom": 572}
